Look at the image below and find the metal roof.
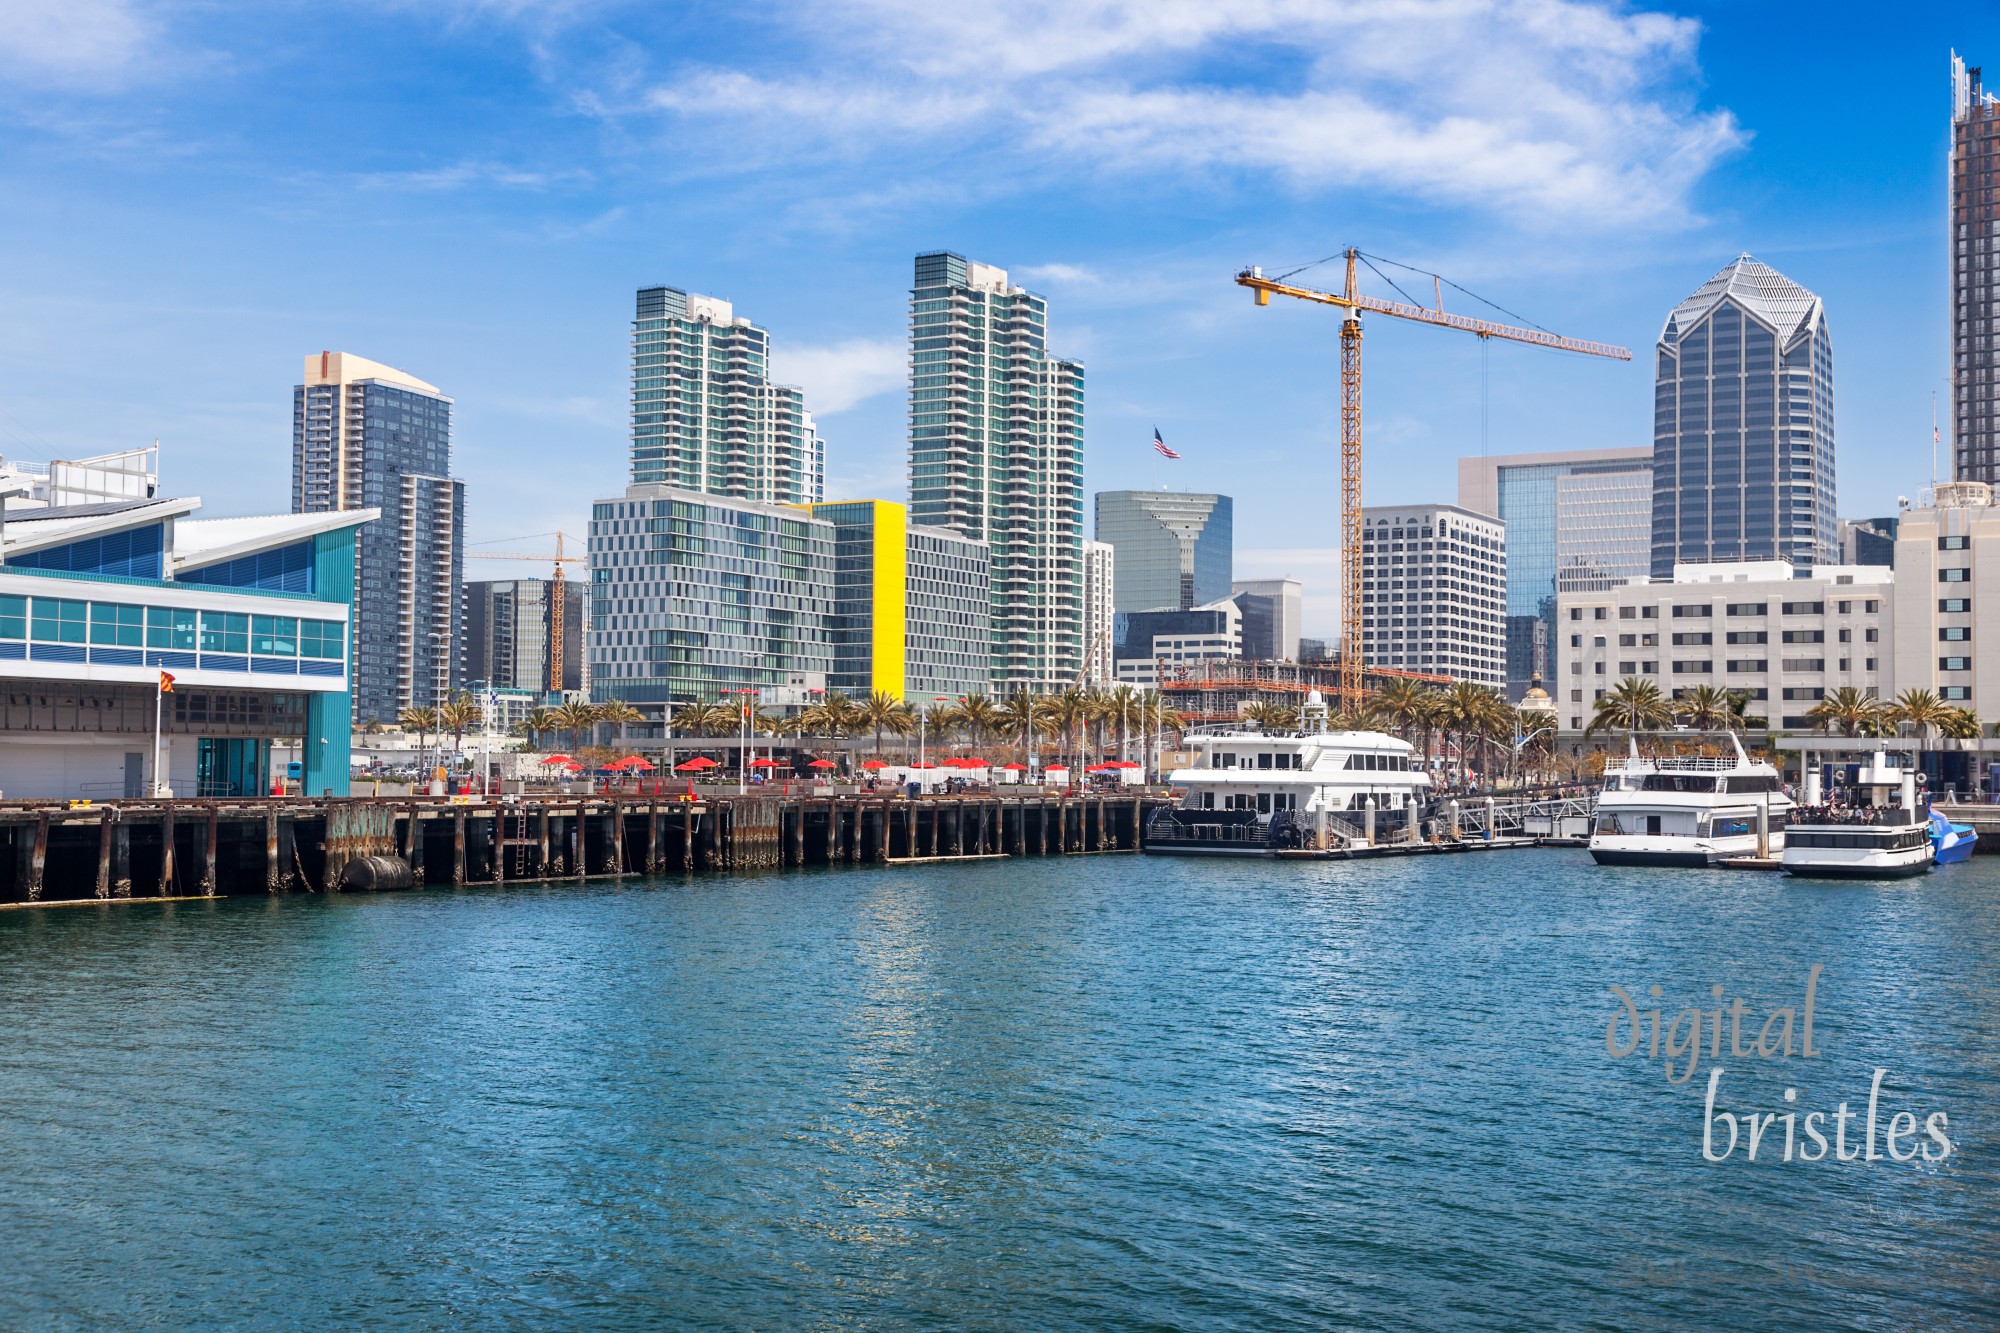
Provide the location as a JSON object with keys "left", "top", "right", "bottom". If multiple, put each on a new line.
{"left": 1661, "top": 255, "right": 1824, "bottom": 349}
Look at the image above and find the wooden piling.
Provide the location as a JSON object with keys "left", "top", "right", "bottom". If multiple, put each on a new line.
{"left": 95, "top": 809, "right": 114, "bottom": 899}
{"left": 201, "top": 807, "right": 219, "bottom": 894}
{"left": 158, "top": 808, "right": 175, "bottom": 897}
{"left": 26, "top": 811, "right": 49, "bottom": 902}
{"left": 452, "top": 809, "right": 468, "bottom": 886}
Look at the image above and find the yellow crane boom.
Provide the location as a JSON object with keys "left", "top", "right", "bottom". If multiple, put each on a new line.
{"left": 1236, "top": 250, "right": 1631, "bottom": 707}
{"left": 464, "top": 531, "right": 581, "bottom": 698}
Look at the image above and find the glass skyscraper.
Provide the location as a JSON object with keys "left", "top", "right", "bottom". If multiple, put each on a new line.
{"left": 1459, "top": 448, "right": 1651, "bottom": 696}
{"left": 1093, "top": 491, "right": 1232, "bottom": 613}
{"left": 1649, "top": 256, "right": 1836, "bottom": 578}
{"left": 908, "top": 253, "right": 1085, "bottom": 693}
{"left": 1952, "top": 52, "right": 2000, "bottom": 482}
{"left": 631, "top": 287, "right": 823, "bottom": 505}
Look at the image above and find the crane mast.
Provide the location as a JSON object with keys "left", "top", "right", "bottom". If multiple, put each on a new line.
{"left": 464, "top": 532, "right": 581, "bottom": 700}
{"left": 1237, "top": 250, "right": 1631, "bottom": 709}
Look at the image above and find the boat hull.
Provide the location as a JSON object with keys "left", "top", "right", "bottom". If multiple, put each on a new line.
{"left": 1783, "top": 857, "right": 1934, "bottom": 880}
{"left": 1588, "top": 846, "right": 1715, "bottom": 868}
{"left": 1141, "top": 844, "right": 1273, "bottom": 858}
{"left": 1934, "top": 832, "right": 1979, "bottom": 866}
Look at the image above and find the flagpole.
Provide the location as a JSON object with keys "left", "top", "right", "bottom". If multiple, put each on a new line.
{"left": 152, "top": 673, "right": 166, "bottom": 797}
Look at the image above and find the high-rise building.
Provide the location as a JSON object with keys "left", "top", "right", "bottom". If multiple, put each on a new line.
{"left": 1083, "top": 540, "right": 1115, "bottom": 684}
{"left": 1359, "top": 504, "right": 1506, "bottom": 685}
{"left": 631, "top": 287, "right": 823, "bottom": 505}
{"left": 588, "top": 486, "right": 834, "bottom": 715}
{"left": 462, "top": 578, "right": 586, "bottom": 698}
{"left": 292, "top": 350, "right": 463, "bottom": 724}
{"left": 1460, "top": 449, "right": 1651, "bottom": 695}
{"left": 1952, "top": 53, "right": 2000, "bottom": 482}
{"left": 1649, "top": 256, "right": 1836, "bottom": 579}
{"left": 1231, "top": 579, "right": 1303, "bottom": 662}
{"left": 1112, "top": 598, "right": 1244, "bottom": 687}
{"left": 1094, "top": 490, "right": 1232, "bottom": 613}
{"left": 908, "top": 253, "right": 1085, "bottom": 693}
{"left": 1837, "top": 517, "right": 1898, "bottom": 567}
{"left": 807, "top": 500, "right": 991, "bottom": 702}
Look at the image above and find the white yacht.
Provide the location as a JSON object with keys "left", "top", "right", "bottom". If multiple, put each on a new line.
{"left": 1145, "top": 691, "right": 1431, "bottom": 856}
{"left": 1781, "top": 751, "right": 1934, "bottom": 880}
{"left": 1588, "top": 734, "right": 1790, "bottom": 867}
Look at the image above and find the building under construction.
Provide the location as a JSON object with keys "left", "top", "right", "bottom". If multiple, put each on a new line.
{"left": 1157, "top": 659, "right": 1449, "bottom": 726}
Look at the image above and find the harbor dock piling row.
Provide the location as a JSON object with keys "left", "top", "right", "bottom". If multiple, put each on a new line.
{"left": 0, "top": 793, "right": 1167, "bottom": 906}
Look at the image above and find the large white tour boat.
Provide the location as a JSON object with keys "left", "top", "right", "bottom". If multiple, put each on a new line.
{"left": 1144, "top": 692, "right": 1431, "bottom": 856}
{"left": 1780, "top": 751, "right": 1935, "bottom": 880}
{"left": 1588, "top": 734, "right": 1791, "bottom": 867}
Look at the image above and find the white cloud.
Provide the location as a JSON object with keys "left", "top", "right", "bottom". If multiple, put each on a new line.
{"left": 605, "top": 0, "right": 1740, "bottom": 229}
{"left": 1017, "top": 262, "right": 1102, "bottom": 286}
{"left": 770, "top": 337, "right": 904, "bottom": 414}
{"left": 0, "top": 0, "right": 154, "bottom": 86}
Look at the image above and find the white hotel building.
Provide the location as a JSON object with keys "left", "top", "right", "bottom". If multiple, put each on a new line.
{"left": 1553, "top": 559, "right": 1892, "bottom": 733}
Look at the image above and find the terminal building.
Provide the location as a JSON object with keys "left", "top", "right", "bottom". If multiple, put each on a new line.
{"left": 0, "top": 461, "right": 372, "bottom": 799}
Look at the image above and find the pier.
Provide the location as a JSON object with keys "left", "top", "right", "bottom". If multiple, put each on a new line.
{"left": 0, "top": 792, "right": 1169, "bottom": 907}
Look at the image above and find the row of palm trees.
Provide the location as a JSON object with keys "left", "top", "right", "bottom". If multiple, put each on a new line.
{"left": 1584, "top": 677, "right": 1983, "bottom": 742}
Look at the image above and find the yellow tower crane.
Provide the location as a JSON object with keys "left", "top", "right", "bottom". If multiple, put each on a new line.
{"left": 464, "top": 532, "right": 582, "bottom": 698}
{"left": 1236, "top": 250, "right": 1631, "bottom": 707}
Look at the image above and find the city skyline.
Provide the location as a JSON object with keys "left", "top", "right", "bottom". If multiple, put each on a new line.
{"left": 0, "top": 6, "right": 1992, "bottom": 643}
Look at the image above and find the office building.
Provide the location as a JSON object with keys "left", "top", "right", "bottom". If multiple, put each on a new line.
{"left": 807, "top": 500, "right": 991, "bottom": 702}
{"left": 293, "top": 350, "right": 463, "bottom": 724}
{"left": 587, "top": 485, "right": 833, "bottom": 718}
{"left": 1554, "top": 559, "right": 1891, "bottom": 734}
{"left": 462, "top": 578, "right": 586, "bottom": 698}
{"left": 1461, "top": 449, "right": 1651, "bottom": 696}
{"left": 0, "top": 470, "right": 372, "bottom": 799}
{"left": 1953, "top": 53, "right": 2000, "bottom": 482}
{"left": 1231, "top": 578, "right": 1302, "bottom": 662}
{"left": 1891, "top": 482, "right": 2000, "bottom": 715}
{"left": 1358, "top": 504, "right": 1507, "bottom": 686}
{"left": 1649, "top": 256, "right": 1837, "bottom": 578}
{"left": 908, "top": 252, "right": 1085, "bottom": 692}
{"left": 1838, "top": 517, "right": 1898, "bottom": 567}
{"left": 1083, "top": 540, "right": 1115, "bottom": 685}
{"left": 1095, "top": 490, "right": 1232, "bottom": 613}
{"left": 630, "top": 287, "right": 823, "bottom": 505}
{"left": 1299, "top": 637, "right": 1330, "bottom": 664}
{"left": 1112, "top": 598, "right": 1244, "bottom": 687}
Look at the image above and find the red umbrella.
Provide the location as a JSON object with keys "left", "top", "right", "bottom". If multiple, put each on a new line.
{"left": 808, "top": 759, "right": 837, "bottom": 769}
{"left": 911, "top": 761, "right": 937, "bottom": 769}
{"left": 539, "top": 754, "right": 574, "bottom": 765}
{"left": 676, "top": 757, "right": 718, "bottom": 771}
{"left": 1001, "top": 762, "right": 1027, "bottom": 771}
{"left": 1111, "top": 760, "right": 1142, "bottom": 769}
{"left": 750, "top": 758, "right": 780, "bottom": 768}
{"left": 860, "top": 759, "right": 888, "bottom": 770}
{"left": 624, "top": 757, "right": 656, "bottom": 772}
{"left": 1085, "top": 763, "right": 1113, "bottom": 772}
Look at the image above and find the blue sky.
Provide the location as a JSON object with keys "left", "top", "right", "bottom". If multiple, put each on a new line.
{"left": 0, "top": 1, "right": 1990, "bottom": 636}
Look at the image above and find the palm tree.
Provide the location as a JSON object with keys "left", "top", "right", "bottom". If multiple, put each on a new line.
{"left": 1941, "top": 706, "right": 1982, "bottom": 741}
{"left": 998, "top": 690, "right": 1047, "bottom": 767}
{"left": 1805, "top": 686, "right": 1882, "bottom": 739}
{"left": 953, "top": 693, "right": 1005, "bottom": 752}
{"left": 1242, "top": 699, "right": 1298, "bottom": 731}
{"left": 1043, "top": 688, "right": 1096, "bottom": 774}
{"left": 1585, "top": 677, "right": 1673, "bottom": 738}
{"left": 437, "top": 694, "right": 483, "bottom": 759}
{"left": 857, "top": 689, "right": 914, "bottom": 756}
{"left": 522, "top": 707, "right": 559, "bottom": 751}
{"left": 1674, "top": 684, "right": 1739, "bottom": 732}
{"left": 1889, "top": 688, "right": 1952, "bottom": 741}
{"left": 398, "top": 706, "right": 437, "bottom": 768}
{"left": 596, "top": 699, "right": 645, "bottom": 747}
{"left": 550, "top": 700, "right": 596, "bottom": 751}
{"left": 1374, "top": 678, "right": 1430, "bottom": 742}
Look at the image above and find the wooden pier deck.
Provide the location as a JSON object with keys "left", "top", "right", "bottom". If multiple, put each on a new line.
{"left": 0, "top": 792, "right": 1169, "bottom": 907}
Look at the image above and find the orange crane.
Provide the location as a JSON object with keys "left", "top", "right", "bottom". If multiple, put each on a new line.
{"left": 1236, "top": 250, "right": 1631, "bottom": 706}
{"left": 464, "top": 531, "right": 582, "bottom": 697}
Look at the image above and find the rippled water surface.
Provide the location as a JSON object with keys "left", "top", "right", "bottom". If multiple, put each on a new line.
{"left": 3, "top": 850, "right": 1997, "bottom": 1330}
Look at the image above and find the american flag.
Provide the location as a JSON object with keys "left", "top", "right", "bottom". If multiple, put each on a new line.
{"left": 1152, "top": 427, "right": 1181, "bottom": 460}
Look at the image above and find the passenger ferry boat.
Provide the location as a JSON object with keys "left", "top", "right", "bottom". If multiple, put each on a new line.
{"left": 1781, "top": 751, "right": 1934, "bottom": 880}
{"left": 1588, "top": 733, "right": 1790, "bottom": 867}
{"left": 1144, "top": 691, "right": 1431, "bottom": 856}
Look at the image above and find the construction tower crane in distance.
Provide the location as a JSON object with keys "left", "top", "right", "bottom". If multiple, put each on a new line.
{"left": 464, "top": 532, "right": 582, "bottom": 699}
{"left": 1235, "top": 249, "right": 1631, "bottom": 708}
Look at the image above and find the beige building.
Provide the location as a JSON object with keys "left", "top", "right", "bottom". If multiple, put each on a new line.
{"left": 1553, "top": 559, "right": 1892, "bottom": 733}
{"left": 1891, "top": 482, "right": 2000, "bottom": 713}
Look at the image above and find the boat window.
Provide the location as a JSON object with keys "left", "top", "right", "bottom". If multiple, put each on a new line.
{"left": 1218, "top": 753, "right": 1236, "bottom": 768}
{"left": 1723, "top": 775, "right": 1779, "bottom": 794}
{"left": 1640, "top": 774, "right": 1723, "bottom": 793}
{"left": 1257, "top": 753, "right": 1274, "bottom": 770}
{"left": 1257, "top": 793, "right": 1272, "bottom": 813}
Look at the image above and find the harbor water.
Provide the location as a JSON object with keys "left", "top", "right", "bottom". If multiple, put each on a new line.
{"left": 2, "top": 851, "right": 1995, "bottom": 1330}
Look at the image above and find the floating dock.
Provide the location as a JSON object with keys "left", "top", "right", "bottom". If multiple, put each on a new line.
{"left": 0, "top": 793, "right": 1168, "bottom": 907}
